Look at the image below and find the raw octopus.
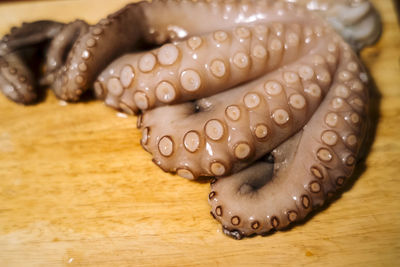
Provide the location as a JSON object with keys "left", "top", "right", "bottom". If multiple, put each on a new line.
{"left": 0, "top": 0, "right": 381, "bottom": 239}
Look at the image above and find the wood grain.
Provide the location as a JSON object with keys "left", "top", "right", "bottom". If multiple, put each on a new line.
{"left": 0, "top": 1, "right": 399, "bottom": 266}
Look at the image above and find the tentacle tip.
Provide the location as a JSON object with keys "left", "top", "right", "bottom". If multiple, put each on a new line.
{"left": 222, "top": 227, "right": 243, "bottom": 240}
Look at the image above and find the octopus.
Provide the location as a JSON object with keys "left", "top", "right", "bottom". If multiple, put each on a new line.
{"left": 0, "top": 0, "right": 381, "bottom": 239}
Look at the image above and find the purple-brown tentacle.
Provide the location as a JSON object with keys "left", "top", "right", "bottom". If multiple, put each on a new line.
{"left": 0, "top": 21, "right": 65, "bottom": 104}
{"left": 0, "top": 53, "right": 36, "bottom": 104}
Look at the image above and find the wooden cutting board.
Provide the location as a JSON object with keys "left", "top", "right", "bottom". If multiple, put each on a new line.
{"left": 0, "top": 1, "right": 399, "bottom": 266}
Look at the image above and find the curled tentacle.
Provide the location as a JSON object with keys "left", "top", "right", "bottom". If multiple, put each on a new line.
{"left": 41, "top": 20, "right": 90, "bottom": 87}
{"left": 0, "top": 21, "right": 65, "bottom": 104}
{"left": 51, "top": 4, "right": 146, "bottom": 101}
{"left": 0, "top": 53, "right": 36, "bottom": 104}
{"left": 208, "top": 49, "right": 369, "bottom": 237}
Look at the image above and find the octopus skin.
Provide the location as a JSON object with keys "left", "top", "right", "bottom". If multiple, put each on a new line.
{"left": 0, "top": 0, "right": 379, "bottom": 239}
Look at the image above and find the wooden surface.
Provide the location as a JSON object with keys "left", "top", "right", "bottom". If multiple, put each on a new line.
{"left": 0, "top": 0, "right": 399, "bottom": 266}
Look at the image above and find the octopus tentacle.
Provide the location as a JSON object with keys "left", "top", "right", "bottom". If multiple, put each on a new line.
{"left": 1, "top": 21, "right": 65, "bottom": 51}
{"left": 208, "top": 47, "right": 368, "bottom": 239}
{"left": 51, "top": 4, "right": 146, "bottom": 101}
{"left": 96, "top": 19, "right": 322, "bottom": 113}
{"left": 0, "top": 53, "right": 36, "bottom": 104}
{"left": 0, "top": 21, "right": 65, "bottom": 104}
{"left": 41, "top": 20, "right": 90, "bottom": 86}
{"left": 95, "top": 0, "right": 380, "bottom": 114}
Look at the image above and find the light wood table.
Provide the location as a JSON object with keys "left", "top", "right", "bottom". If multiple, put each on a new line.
{"left": 0, "top": 1, "right": 399, "bottom": 266}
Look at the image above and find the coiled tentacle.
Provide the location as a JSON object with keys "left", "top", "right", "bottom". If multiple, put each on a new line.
{"left": 50, "top": 6, "right": 146, "bottom": 101}
{"left": 41, "top": 20, "right": 90, "bottom": 87}
{"left": 208, "top": 46, "right": 369, "bottom": 238}
{"left": 0, "top": 21, "right": 65, "bottom": 104}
